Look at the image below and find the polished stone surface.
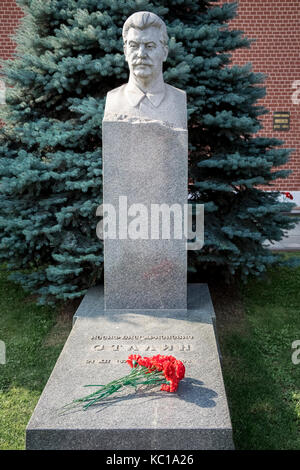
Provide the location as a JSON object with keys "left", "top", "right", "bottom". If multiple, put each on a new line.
{"left": 103, "top": 120, "right": 188, "bottom": 311}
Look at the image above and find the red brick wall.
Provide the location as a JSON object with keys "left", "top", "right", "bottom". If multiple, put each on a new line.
{"left": 0, "top": 0, "right": 299, "bottom": 191}
{"left": 0, "top": 0, "right": 23, "bottom": 60}
{"left": 219, "top": 0, "right": 300, "bottom": 192}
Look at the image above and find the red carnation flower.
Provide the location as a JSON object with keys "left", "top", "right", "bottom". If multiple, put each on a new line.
{"left": 282, "top": 191, "right": 294, "bottom": 200}
{"left": 126, "top": 354, "right": 141, "bottom": 368}
{"left": 67, "top": 354, "right": 186, "bottom": 410}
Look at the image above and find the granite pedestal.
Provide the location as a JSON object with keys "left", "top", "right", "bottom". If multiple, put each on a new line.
{"left": 103, "top": 119, "right": 188, "bottom": 311}
{"left": 26, "top": 284, "right": 234, "bottom": 450}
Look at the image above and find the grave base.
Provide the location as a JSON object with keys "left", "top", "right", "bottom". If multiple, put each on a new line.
{"left": 26, "top": 284, "right": 234, "bottom": 450}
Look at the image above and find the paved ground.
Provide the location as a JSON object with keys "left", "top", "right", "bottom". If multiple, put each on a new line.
{"left": 266, "top": 215, "right": 300, "bottom": 251}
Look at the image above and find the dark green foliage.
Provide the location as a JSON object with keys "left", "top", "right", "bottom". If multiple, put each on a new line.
{"left": 0, "top": 0, "right": 295, "bottom": 303}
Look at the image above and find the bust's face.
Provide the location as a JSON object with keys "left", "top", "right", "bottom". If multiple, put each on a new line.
{"left": 124, "top": 26, "right": 168, "bottom": 81}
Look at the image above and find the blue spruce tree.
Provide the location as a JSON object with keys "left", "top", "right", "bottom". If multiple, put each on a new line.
{"left": 0, "top": 0, "right": 295, "bottom": 303}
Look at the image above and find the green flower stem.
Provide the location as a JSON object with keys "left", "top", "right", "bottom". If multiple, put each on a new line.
{"left": 71, "top": 366, "right": 167, "bottom": 410}
{"left": 77, "top": 367, "right": 146, "bottom": 400}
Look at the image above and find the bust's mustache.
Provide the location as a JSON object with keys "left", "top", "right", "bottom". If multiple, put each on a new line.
{"left": 132, "top": 61, "right": 152, "bottom": 66}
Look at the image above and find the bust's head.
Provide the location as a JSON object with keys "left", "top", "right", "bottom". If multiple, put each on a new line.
{"left": 122, "top": 12, "right": 169, "bottom": 83}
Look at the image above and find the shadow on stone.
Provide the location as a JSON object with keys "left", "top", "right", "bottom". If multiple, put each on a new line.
{"left": 178, "top": 378, "right": 217, "bottom": 408}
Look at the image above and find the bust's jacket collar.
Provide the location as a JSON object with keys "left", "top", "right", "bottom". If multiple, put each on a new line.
{"left": 125, "top": 76, "right": 166, "bottom": 108}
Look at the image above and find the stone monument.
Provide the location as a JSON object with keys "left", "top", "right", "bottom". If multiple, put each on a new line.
{"left": 102, "top": 11, "right": 187, "bottom": 310}
{"left": 26, "top": 12, "right": 234, "bottom": 450}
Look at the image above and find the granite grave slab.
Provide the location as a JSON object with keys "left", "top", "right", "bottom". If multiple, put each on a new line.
{"left": 26, "top": 284, "right": 234, "bottom": 450}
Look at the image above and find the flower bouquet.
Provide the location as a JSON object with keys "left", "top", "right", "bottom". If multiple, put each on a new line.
{"left": 63, "top": 354, "right": 185, "bottom": 411}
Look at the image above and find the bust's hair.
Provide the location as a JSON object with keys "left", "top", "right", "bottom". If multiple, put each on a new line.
{"left": 122, "top": 11, "right": 169, "bottom": 46}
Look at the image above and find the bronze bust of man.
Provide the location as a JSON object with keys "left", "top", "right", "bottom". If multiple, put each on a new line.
{"left": 104, "top": 11, "right": 187, "bottom": 129}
